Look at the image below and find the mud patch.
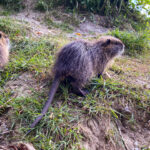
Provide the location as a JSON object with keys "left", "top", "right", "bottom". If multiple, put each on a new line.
{"left": 5, "top": 72, "right": 40, "bottom": 98}
{"left": 116, "top": 117, "right": 150, "bottom": 150}
{"left": 79, "top": 107, "right": 150, "bottom": 150}
{"left": 108, "top": 56, "right": 150, "bottom": 89}
{"left": 79, "top": 116, "right": 124, "bottom": 150}
{"left": 114, "top": 104, "right": 150, "bottom": 150}
{"left": 0, "top": 109, "right": 15, "bottom": 146}
{"left": 68, "top": 20, "right": 109, "bottom": 39}
{"left": 76, "top": 21, "right": 109, "bottom": 35}
{"left": 135, "top": 78, "right": 150, "bottom": 89}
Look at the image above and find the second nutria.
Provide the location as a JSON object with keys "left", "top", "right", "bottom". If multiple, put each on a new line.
{"left": 0, "top": 31, "right": 10, "bottom": 69}
{"left": 27, "top": 35, "right": 125, "bottom": 133}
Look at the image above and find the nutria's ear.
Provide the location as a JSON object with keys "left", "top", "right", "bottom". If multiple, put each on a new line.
{"left": 102, "top": 39, "right": 110, "bottom": 47}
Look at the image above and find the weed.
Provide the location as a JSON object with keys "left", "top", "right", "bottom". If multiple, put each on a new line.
{"left": 0, "top": 18, "right": 30, "bottom": 37}
{"left": 0, "top": 0, "right": 25, "bottom": 11}
{"left": 7, "top": 92, "right": 82, "bottom": 149}
{"left": 35, "top": 0, "right": 132, "bottom": 17}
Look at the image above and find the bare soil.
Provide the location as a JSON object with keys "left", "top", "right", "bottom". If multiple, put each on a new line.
{"left": 108, "top": 56, "right": 150, "bottom": 89}
{"left": 5, "top": 72, "right": 40, "bottom": 98}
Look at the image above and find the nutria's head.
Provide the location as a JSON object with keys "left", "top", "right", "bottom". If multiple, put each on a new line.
{"left": 99, "top": 36, "right": 125, "bottom": 58}
{"left": 0, "top": 31, "right": 10, "bottom": 50}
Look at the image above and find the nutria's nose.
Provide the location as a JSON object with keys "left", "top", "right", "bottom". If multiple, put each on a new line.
{"left": 120, "top": 43, "right": 125, "bottom": 51}
{"left": 120, "top": 44, "right": 125, "bottom": 54}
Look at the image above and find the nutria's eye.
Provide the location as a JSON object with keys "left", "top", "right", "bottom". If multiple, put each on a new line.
{"left": 0, "top": 33, "right": 1, "bottom": 38}
{"left": 102, "top": 39, "right": 111, "bottom": 47}
{"left": 106, "top": 39, "right": 111, "bottom": 44}
{"left": 115, "top": 41, "right": 119, "bottom": 45}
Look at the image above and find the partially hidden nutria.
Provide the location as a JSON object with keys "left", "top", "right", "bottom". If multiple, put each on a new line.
{"left": 27, "top": 36, "right": 125, "bottom": 133}
{"left": 0, "top": 31, "right": 10, "bottom": 69}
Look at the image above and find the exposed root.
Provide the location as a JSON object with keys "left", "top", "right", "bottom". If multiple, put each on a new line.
{"left": 114, "top": 119, "right": 129, "bottom": 150}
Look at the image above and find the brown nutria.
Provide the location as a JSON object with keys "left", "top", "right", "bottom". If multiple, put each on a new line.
{"left": 27, "top": 36, "right": 124, "bottom": 133}
{"left": 0, "top": 31, "right": 10, "bottom": 69}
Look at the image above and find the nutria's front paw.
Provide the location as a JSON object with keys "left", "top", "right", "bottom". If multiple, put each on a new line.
{"left": 103, "top": 72, "right": 111, "bottom": 79}
{"left": 73, "top": 88, "right": 89, "bottom": 97}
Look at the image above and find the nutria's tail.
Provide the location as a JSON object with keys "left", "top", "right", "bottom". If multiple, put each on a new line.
{"left": 27, "top": 77, "right": 60, "bottom": 134}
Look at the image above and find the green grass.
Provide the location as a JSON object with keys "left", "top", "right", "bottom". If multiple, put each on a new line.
{"left": 1, "top": 76, "right": 149, "bottom": 149}
{"left": 109, "top": 29, "right": 150, "bottom": 56}
{"left": 14, "top": 96, "right": 82, "bottom": 149}
{"left": 1, "top": 68, "right": 150, "bottom": 149}
{"left": 0, "top": 37, "right": 55, "bottom": 87}
{"left": 110, "top": 65, "right": 124, "bottom": 75}
{"left": 0, "top": 17, "right": 30, "bottom": 37}
{"left": 0, "top": 0, "right": 25, "bottom": 11}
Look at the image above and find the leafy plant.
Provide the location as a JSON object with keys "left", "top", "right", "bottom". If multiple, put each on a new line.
{"left": 0, "top": 0, "right": 25, "bottom": 11}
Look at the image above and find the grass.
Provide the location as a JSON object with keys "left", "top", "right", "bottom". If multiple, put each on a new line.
{"left": 0, "top": 37, "right": 56, "bottom": 87}
{"left": 0, "top": 17, "right": 30, "bottom": 37}
{"left": 0, "top": 0, "right": 25, "bottom": 12}
{"left": 2, "top": 76, "right": 149, "bottom": 149}
{"left": 110, "top": 65, "right": 124, "bottom": 75}
{"left": 0, "top": 13, "right": 150, "bottom": 149}
{"left": 109, "top": 29, "right": 150, "bottom": 56}
{"left": 10, "top": 94, "right": 82, "bottom": 149}
{"left": 0, "top": 17, "right": 82, "bottom": 149}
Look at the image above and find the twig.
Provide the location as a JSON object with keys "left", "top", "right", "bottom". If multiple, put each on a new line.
{"left": 115, "top": 119, "right": 129, "bottom": 150}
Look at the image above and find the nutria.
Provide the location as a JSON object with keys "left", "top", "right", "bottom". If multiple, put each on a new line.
{"left": 0, "top": 31, "right": 10, "bottom": 69}
{"left": 27, "top": 36, "right": 124, "bottom": 133}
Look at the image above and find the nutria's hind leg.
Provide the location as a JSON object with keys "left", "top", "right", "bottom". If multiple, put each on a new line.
{"left": 62, "top": 76, "right": 76, "bottom": 86}
{"left": 98, "top": 73, "right": 102, "bottom": 78}
{"left": 72, "top": 88, "right": 89, "bottom": 97}
{"left": 71, "top": 81, "right": 89, "bottom": 97}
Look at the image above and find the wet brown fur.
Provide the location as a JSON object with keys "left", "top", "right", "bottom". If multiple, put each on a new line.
{"left": 0, "top": 31, "right": 10, "bottom": 68}
{"left": 53, "top": 35, "right": 124, "bottom": 90}
{"left": 28, "top": 36, "right": 124, "bottom": 132}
